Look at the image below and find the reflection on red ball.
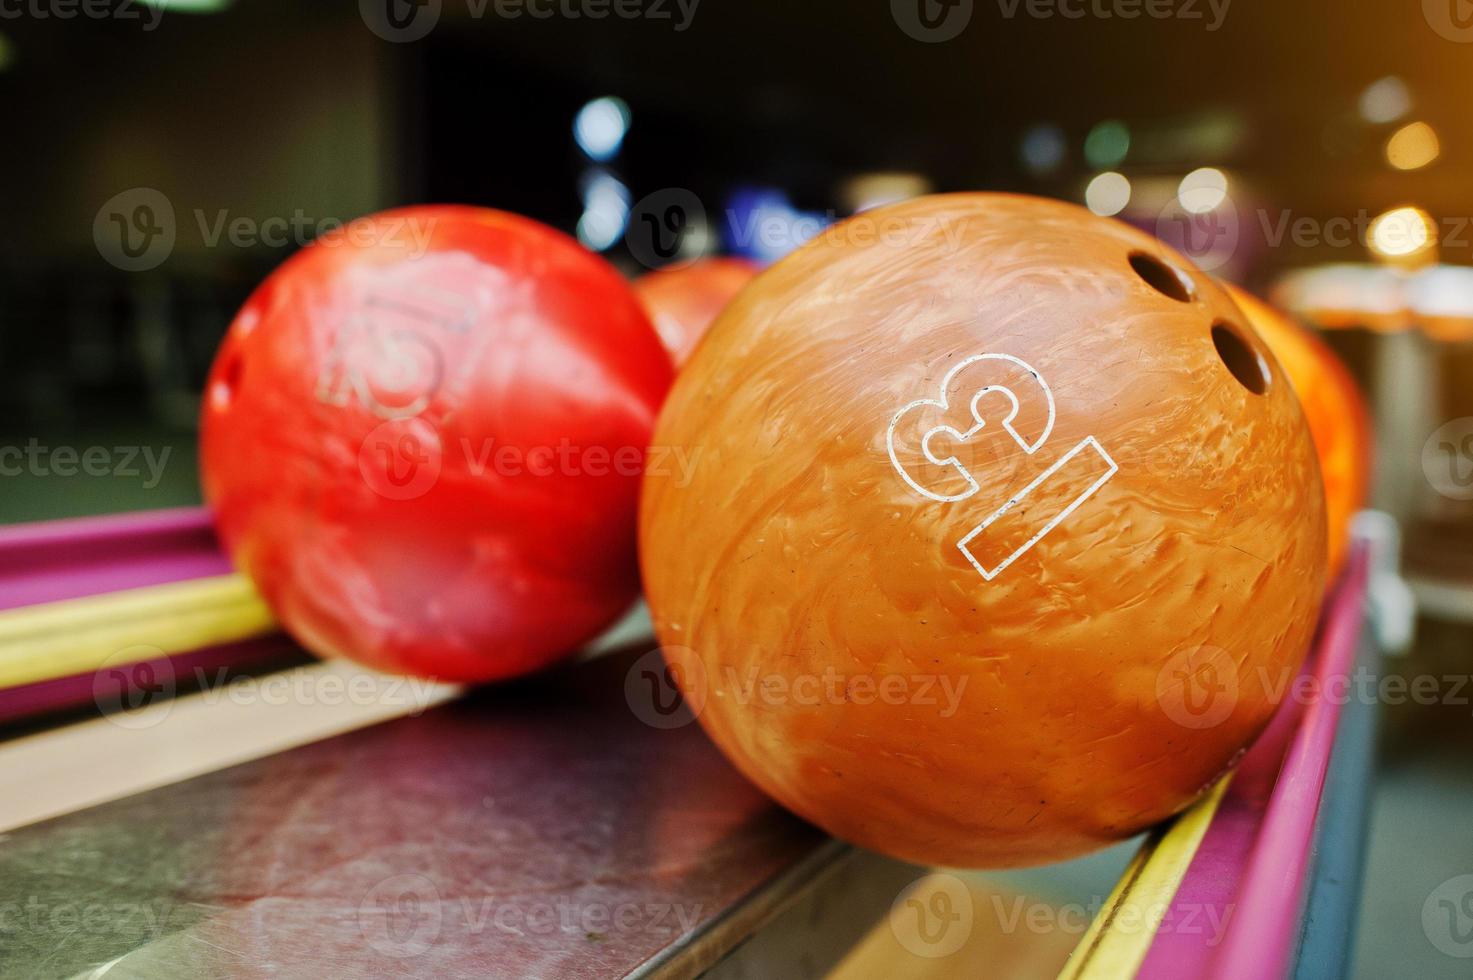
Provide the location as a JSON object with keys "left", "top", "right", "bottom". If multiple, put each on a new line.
{"left": 633, "top": 258, "right": 760, "bottom": 366}
{"left": 641, "top": 194, "right": 1327, "bottom": 868}
{"left": 202, "top": 206, "right": 673, "bottom": 682}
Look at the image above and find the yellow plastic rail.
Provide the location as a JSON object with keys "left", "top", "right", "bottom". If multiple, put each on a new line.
{"left": 0, "top": 574, "right": 277, "bottom": 689}
{"left": 1057, "top": 775, "right": 1232, "bottom": 980}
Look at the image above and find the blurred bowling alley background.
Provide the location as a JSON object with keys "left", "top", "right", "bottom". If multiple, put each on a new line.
{"left": 1, "top": 3, "right": 1473, "bottom": 978}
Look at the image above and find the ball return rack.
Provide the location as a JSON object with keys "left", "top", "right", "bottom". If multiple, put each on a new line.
{"left": 0, "top": 508, "right": 1389, "bottom": 978}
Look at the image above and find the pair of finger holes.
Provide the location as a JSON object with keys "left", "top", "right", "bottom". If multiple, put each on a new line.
{"left": 1129, "top": 251, "right": 1195, "bottom": 303}
{"left": 1127, "top": 251, "right": 1268, "bottom": 396}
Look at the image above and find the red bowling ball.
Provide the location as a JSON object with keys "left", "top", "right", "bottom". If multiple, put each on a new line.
{"left": 201, "top": 206, "right": 673, "bottom": 682}
{"left": 633, "top": 257, "right": 761, "bottom": 366}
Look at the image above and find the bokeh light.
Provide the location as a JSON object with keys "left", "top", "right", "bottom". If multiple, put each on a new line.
{"left": 1367, "top": 206, "right": 1435, "bottom": 264}
{"left": 1085, "top": 172, "right": 1131, "bottom": 216}
{"left": 1020, "top": 124, "right": 1067, "bottom": 176}
{"left": 1357, "top": 76, "right": 1411, "bottom": 124}
{"left": 1084, "top": 120, "right": 1130, "bottom": 169}
{"left": 1178, "top": 167, "right": 1229, "bottom": 214}
{"left": 1384, "top": 121, "right": 1439, "bottom": 171}
{"left": 575, "top": 171, "right": 631, "bottom": 250}
{"left": 574, "top": 97, "right": 631, "bottom": 162}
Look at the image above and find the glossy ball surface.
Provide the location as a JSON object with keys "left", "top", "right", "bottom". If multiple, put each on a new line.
{"left": 640, "top": 194, "right": 1327, "bottom": 868}
{"left": 203, "top": 206, "right": 672, "bottom": 682}
{"left": 1228, "top": 285, "right": 1372, "bottom": 577}
{"left": 633, "top": 258, "right": 760, "bottom": 366}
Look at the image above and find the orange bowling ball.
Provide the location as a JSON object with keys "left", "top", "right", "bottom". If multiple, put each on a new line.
{"left": 1227, "top": 285, "right": 1372, "bottom": 577}
{"left": 640, "top": 194, "right": 1328, "bottom": 868}
{"left": 632, "top": 258, "right": 760, "bottom": 366}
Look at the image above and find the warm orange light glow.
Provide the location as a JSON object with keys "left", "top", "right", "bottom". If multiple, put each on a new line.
{"left": 1368, "top": 206, "right": 1436, "bottom": 266}
{"left": 1385, "top": 121, "right": 1440, "bottom": 170}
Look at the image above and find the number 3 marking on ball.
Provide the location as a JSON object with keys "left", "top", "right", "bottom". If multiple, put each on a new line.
{"left": 886, "top": 353, "right": 1118, "bottom": 581}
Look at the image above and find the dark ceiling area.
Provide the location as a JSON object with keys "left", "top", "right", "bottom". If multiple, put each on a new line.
{"left": 0, "top": 0, "right": 1468, "bottom": 426}
{"left": 3, "top": 1, "right": 1469, "bottom": 215}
